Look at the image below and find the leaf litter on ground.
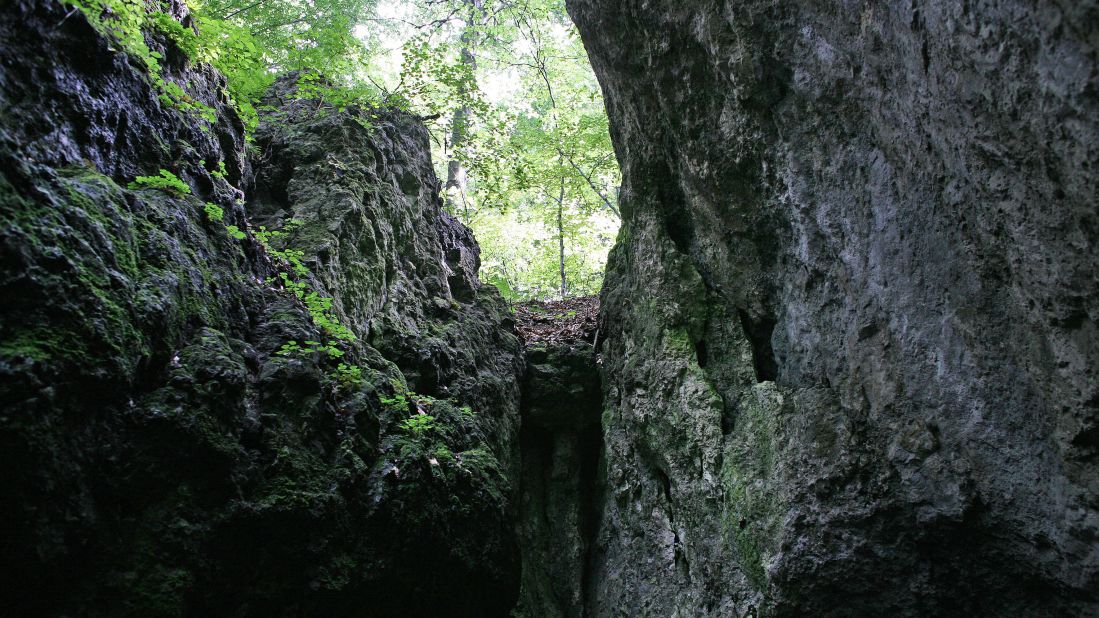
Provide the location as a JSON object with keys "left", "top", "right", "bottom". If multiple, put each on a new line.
{"left": 513, "top": 295, "right": 599, "bottom": 346}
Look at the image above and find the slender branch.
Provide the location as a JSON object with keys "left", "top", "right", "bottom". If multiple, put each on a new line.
{"left": 252, "top": 17, "right": 308, "bottom": 35}
{"left": 222, "top": 0, "right": 266, "bottom": 20}
{"left": 516, "top": 12, "right": 556, "bottom": 109}
{"left": 54, "top": 5, "right": 78, "bottom": 28}
{"left": 560, "top": 149, "right": 620, "bottom": 218}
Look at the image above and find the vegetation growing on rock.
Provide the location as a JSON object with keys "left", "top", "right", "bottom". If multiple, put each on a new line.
{"left": 60, "top": 0, "right": 621, "bottom": 300}
{"left": 0, "top": 2, "right": 522, "bottom": 614}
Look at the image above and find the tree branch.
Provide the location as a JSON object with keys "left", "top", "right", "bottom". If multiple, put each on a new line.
{"left": 560, "top": 149, "right": 620, "bottom": 218}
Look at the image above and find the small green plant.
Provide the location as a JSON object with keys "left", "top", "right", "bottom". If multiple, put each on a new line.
{"left": 254, "top": 220, "right": 303, "bottom": 246}
{"left": 128, "top": 169, "right": 190, "bottom": 194}
{"left": 432, "top": 444, "right": 454, "bottom": 463}
{"left": 276, "top": 341, "right": 305, "bottom": 356}
{"left": 149, "top": 11, "right": 198, "bottom": 57}
{"left": 158, "top": 81, "right": 217, "bottom": 123}
{"left": 277, "top": 340, "right": 344, "bottom": 358}
{"left": 211, "top": 160, "right": 228, "bottom": 180}
{"left": 379, "top": 391, "right": 409, "bottom": 411}
{"left": 254, "top": 220, "right": 356, "bottom": 347}
{"left": 331, "top": 363, "right": 363, "bottom": 387}
{"left": 400, "top": 414, "right": 435, "bottom": 435}
{"left": 223, "top": 218, "right": 360, "bottom": 370}
{"left": 204, "top": 202, "right": 224, "bottom": 222}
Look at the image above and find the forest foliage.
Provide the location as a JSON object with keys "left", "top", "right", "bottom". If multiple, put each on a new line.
{"left": 65, "top": 0, "right": 620, "bottom": 300}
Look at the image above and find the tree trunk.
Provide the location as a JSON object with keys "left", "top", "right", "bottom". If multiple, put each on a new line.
{"left": 444, "top": 3, "right": 481, "bottom": 220}
{"left": 445, "top": 95, "right": 470, "bottom": 218}
{"left": 557, "top": 176, "right": 567, "bottom": 299}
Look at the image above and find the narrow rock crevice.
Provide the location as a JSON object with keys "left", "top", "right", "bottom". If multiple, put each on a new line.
{"left": 516, "top": 341, "right": 604, "bottom": 618}
{"left": 2, "top": 0, "right": 1097, "bottom": 615}
{"left": 736, "top": 309, "right": 778, "bottom": 383}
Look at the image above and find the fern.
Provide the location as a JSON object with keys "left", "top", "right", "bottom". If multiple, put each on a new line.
{"left": 128, "top": 169, "right": 190, "bottom": 194}
{"left": 400, "top": 414, "right": 436, "bottom": 435}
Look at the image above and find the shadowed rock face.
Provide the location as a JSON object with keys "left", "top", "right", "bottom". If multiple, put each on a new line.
{"left": 566, "top": 0, "right": 1098, "bottom": 615}
{"left": 0, "top": 2, "right": 522, "bottom": 615}
{"left": 517, "top": 341, "right": 604, "bottom": 618}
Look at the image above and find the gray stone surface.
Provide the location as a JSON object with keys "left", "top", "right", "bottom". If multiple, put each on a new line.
{"left": 567, "top": 0, "right": 1099, "bottom": 615}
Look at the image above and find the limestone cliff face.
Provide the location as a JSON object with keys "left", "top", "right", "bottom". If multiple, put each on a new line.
{"left": 567, "top": 0, "right": 1098, "bottom": 615}
{"left": 0, "top": 2, "right": 522, "bottom": 615}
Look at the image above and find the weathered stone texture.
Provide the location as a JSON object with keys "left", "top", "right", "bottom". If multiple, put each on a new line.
{"left": 0, "top": 2, "right": 522, "bottom": 615}
{"left": 567, "top": 0, "right": 1098, "bottom": 614}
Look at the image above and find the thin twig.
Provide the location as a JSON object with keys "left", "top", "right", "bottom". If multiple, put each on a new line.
{"left": 55, "top": 5, "right": 79, "bottom": 28}
{"left": 560, "top": 148, "right": 620, "bottom": 218}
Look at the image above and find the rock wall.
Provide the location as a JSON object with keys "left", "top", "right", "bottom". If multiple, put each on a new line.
{"left": 0, "top": 2, "right": 522, "bottom": 615}
{"left": 567, "top": 0, "right": 1099, "bottom": 615}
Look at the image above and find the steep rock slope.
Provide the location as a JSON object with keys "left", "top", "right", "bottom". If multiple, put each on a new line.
{"left": 0, "top": 1, "right": 522, "bottom": 615}
{"left": 568, "top": 0, "right": 1098, "bottom": 615}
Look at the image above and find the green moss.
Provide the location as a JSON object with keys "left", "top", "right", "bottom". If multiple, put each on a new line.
{"left": 256, "top": 474, "right": 331, "bottom": 511}
{"left": 376, "top": 382, "right": 511, "bottom": 513}
{"left": 124, "top": 565, "right": 192, "bottom": 617}
{"left": 662, "top": 327, "right": 694, "bottom": 357}
{"left": 0, "top": 328, "right": 88, "bottom": 363}
{"left": 3, "top": 170, "right": 155, "bottom": 367}
{"left": 720, "top": 382, "right": 784, "bottom": 591}
{"left": 312, "top": 555, "right": 358, "bottom": 591}
{"left": 432, "top": 443, "right": 455, "bottom": 462}
{"left": 455, "top": 445, "right": 509, "bottom": 504}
